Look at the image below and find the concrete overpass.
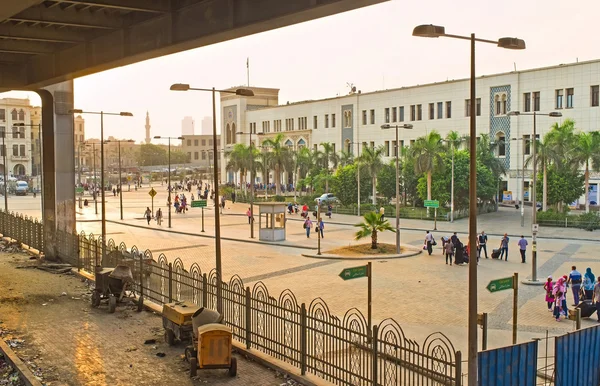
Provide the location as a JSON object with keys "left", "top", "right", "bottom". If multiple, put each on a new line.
{"left": 0, "top": 0, "right": 387, "bottom": 258}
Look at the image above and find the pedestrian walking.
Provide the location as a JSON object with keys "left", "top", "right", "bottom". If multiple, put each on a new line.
{"left": 544, "top": 276, "right": 554, "bottom": 312}
{"left": 593, "top": 277, "right": 600, "bottom": 323}
{"left": 379, "top": 206, "right": 385, "bottom": 221}
{"left": 518, "top": 235, "right": 528, "bottom": 263}
{"left": 424, "top": 230, "right": 434, "bottom": 256}
{"left": 499, "top": 233, "right": 509, "bottom": 261}
{"left": 478, "top": 231, "right": 488, "bottom": 258}
{"left": 144, "top": 207, "right": 152, "bottom": 225}
{"left": 583, "top": 267, "right": 596, "bottom": 301}
{"left": 317, "top": 217, "right": 324, "bottom": 238}
{"left": 246, "top": 207, "right": 253, "bottom": 224}
{"left": 304, "top": 217, "right": 313, "bottom": 238}
{"left": 232, "top": 191, "right": 236, "bottom": 204}
{"left": 220, "top": 196, "right": 226, "bottom": 213}
{"left": 553, "top": 277, "right": 568, "bottom": 321}
{"left": 156, "top": 208, "right": 162, "bottom": 226}
{"left": 444, "top": 238, "right": 454, "bottom": 265}
{"left": 567, "top": 266, "right": 583, "bottom": 306}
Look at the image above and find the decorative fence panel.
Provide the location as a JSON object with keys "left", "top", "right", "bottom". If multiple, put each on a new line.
{"left": 555, "top": 325, "right": 600, "bottom": 386}
{"left": 477, "top": 340, "right": 537, "bottom": 386}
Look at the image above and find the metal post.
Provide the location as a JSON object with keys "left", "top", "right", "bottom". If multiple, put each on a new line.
{"left": 357, "top": 93, "right": 361, "bottom": 216}
{"left": 481, "top": 312, "right": 488, "bottom": 351}
{"left": 576, "top": 308, "right": 581, "bottom": 330}
{"left": 2, "top": 135, "right": 7, "bottom": 212}
{"left": 201, "top": 207, "right": 205, "bottom": 232}
{"left": 246, "top": 287, "right": 252, "bottom": 348}
{"left": 513, "top": 272, "right": 518, "bottom": 344}
{"left": 168, "top": 137, "right": 172, "bottom": 228}
{"left": 118, "top": 141, "right": 123, "bottom": 220}
{"left": 451, "top": 143, "right": 455, "bottom": 223}
{"left": 467, "top": 33, "right": 478, "bottom": 386}
{"left": 521, "top": 135, "right": 525, "bottom": 227}
{"left": 395, "top": 126, "right": 400, "bottom": 254}
{"left": 371, "top": 324, "right": 378, "bottom": 382}
{"left": 250, "top": 130, "right": 254, "bottom": 238}
{"left": 531, "top": 112, "right": 538, "bottom": 282}
{"left": 168, "top": 262, "right": 173, "bottom": 303}
{"left": 317, "top": 203, "right": 321, "bottom": 255}
{"left": 434, "top": 208, "right": 438, "bottom": 230}
{"left": 300, "top": 303, "right": 307, "bottom": 375}
{"left": 92, "top": 144, "right": 98, "bottom": 215}
{"left": 212, "top": 87, "right": 223, "bottom": 314}
{"left": 100, "top": 111, "right": 106, "bottom": 266}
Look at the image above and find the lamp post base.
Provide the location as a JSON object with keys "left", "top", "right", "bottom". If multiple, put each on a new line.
{"left": 521, "top": 279, "right": 544, "bottom": 286}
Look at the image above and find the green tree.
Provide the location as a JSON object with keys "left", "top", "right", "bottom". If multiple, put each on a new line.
{"left": 537, "top": 164, "right": 585, "bottom": 210}
{"left": 525, "top": 136, "right": 558, "bottom": 212}
{"left": 356, "top": 146, "right": 385, "bottom": 205}
{"left": 262, "top": 133, "right": 291, "bottom": 195}
{"left": 376, "top": 162, "right": 397, "bottom": 202}
{"left": 354, "top": 211, "right": 396, "bottom": 249}
{"left": 227, "top": 144, "right": 252, "bottom": 193}
{"left": 330, "top": 163, "right": 372, "bottom": 207}
{"left": 339, "top": 149, "right": 354, "bottom": 167}
{"left": 574, "top": 131, "right": 600, "bottom": 212}
{"left": 138, "top": 143, "right": 166, "bottom": 166}
{"left": 401, "top": 147, "right": 419, "bottom": 206}
{"left": 411, "top": 131, "right": 444, "bottom": 204}
{"left": 320, "top": 142, "right": 339, "bottom": 192}
{"left": 170, "top": 150, "right": 190, "bottom": 165}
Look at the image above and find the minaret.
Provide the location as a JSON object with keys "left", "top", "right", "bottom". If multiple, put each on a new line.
{"left": 145, "top": 111, "right": 151, "bottom": 144}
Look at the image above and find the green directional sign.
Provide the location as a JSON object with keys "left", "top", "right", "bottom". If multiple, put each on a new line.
{"left": 192, "top": 200, "right": 207, "bottom": 208}
{"left": 486, "top": 277, "right": 514, "bottom": 293}
{"left": 339, "top": 265, "right": 368, "bottom": 281}
{"left": 75, "top": 187, "right": 84, "bottom": 194}
{"left": 424, "top": 200, "right": 439, "bottom": 208}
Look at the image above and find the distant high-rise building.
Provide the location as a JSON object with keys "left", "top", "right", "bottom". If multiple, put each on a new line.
{"left": 201, "top": 116, "right": 213, "bottom": 135}
{"left": 145, "top": 111, "right": 151, "bottom": 144}
{"left": 182, "top": 116, "right": 195, "bottom": 136}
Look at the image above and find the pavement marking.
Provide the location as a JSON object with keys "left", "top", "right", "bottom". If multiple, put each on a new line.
{"left": 152, "top": 244, "right": 208, "bottom": 253}
{"left": 241, "top": 260, "right": 340, "bottom": 283}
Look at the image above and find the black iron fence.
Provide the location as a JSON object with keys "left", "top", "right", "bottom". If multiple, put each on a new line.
{"left": 0, "top": 209, "right": 461, "bottom": 386}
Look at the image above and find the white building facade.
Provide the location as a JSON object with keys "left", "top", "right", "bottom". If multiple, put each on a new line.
{"left": 0, "top": 98, "right": 34, "bottom": 178}
{"left": 220, "top": 60, "right": 600, "bottom": 204}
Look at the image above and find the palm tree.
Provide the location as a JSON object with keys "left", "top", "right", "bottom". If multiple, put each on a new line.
{"left": 411, "top": 131, "right": 444, "bottom": 203}
{"left": 262, "top": 133, "right": 290, "bottom": 196}
{"left": 320, "top": 142, "right": 340, "bottom": 192}
{"left": 226, "top": 144, "right": 252, "bottom": 193}
{"left": 525, "top": 137, "right": 557, "bottom": 212}
{"left": 545, "top": 119, "right": 578, "bottom": 171}
{"left": 339, "top": 149, "right": 354, "bottom": 167}
{"left": 354, "top": 211, "right": 395, "bottom": 249}
{"left": 356, "top": 145, "right": 385, "bottom": 205}
{"left": 574, "top": 131, "right": 600, "bottom": 212}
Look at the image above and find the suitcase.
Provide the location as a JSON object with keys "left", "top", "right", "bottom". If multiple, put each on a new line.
{"left": 576, "top": 300, "right": 597, "bottom": 318}
{"left": 491, "top": 249, "right": 501, "bottom": 259}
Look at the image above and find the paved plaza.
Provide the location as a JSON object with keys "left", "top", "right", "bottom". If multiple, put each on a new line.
{"left": 6, "top": 186, "right": 600, "bottom": 355}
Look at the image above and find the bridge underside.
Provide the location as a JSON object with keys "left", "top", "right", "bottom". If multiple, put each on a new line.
{"left": 0, "top": 0, "right": 387, "bottom": 258}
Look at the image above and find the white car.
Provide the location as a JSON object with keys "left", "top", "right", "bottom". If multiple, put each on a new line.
{"left": 315, "top": 193, "right": 339, "bottom": 204}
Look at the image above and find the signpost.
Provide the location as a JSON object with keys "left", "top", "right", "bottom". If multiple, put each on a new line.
{"left": 339, "top": 262, "right": 372, "bottom": 341}
{"left": 192, "top": 200, "right": 207, "bottom": 232}
{"left": 424, "top": 200, "right": 440, "bottom": 230}
{"left": 75, "top": 187, "right": 84, "bottom": 194}
{"left": 487, "top": 273, "right": 519, "bottom": 344}
{"left": 148, "top": 187, "right": 157, "bottom": 215}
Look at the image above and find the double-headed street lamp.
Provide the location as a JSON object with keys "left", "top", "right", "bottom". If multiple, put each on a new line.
{"left": 507, "top": 110, "right": 562, "bottom": 285}
{"left": 69, "top": 110, "right": 133, "bottom": 267}
{"left": 414, "top": 25, "right": 525, "bottom": 386}
{"left": 105, "top": 139, "right": 135, "bottom": 220}
{"left": 84, "top": 142, "right": 100, "bottom": 215}
{"left": 236, "top": 130, "right": 264, "bottom": 239}
{"left": 381, "top": 123, "right": 413, "bottom": 254}
{"left": 170, "top": 83, "right": 254, "bottom": 314}
{"left": 154, "top": 136, "right": 183, "bottom": 228}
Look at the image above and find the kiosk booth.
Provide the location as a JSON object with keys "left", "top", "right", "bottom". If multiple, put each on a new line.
{"left": 257, "top": 202, "right": 287, "bottom": 242}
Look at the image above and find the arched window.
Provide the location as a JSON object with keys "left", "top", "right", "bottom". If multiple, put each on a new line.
{"left": 344, "top": 111, "right": 352, "bottom": 128}
{"left": 231, "top": 123, "right": 236, "bottom": 144}
{"left": 11, "top": 109, "right": 17, "bottom": 120}
{"left": 18, "top": 110, "right": 25, "bottom": 121}
{"left": 495, "top": 95, "right": 501, "bottom": 115}
{"left": 496, "top": 131, "right": 506, "bottom": 156}
{"left": 501, "top": 94, "right": 507, "bottom": 115}
{"left": 284, "top": 139, "right": 293, "bottom": 148}
{"left": 226, "top": 124, "right": 231, "bottom": 144}
{"left": 297, "top": 138, "right": 306, "bottom": 148}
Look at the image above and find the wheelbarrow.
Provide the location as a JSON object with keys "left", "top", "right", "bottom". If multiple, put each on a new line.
{"left": 162, "top": 301, "right": 200, "bottom": 345}
{"left": 91, "top": 265, "right": 143, "bottom": 313}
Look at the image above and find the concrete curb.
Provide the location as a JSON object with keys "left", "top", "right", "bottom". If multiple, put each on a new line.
{"left": 0, "top": 339, "right": 44, "bottom": 386}
{"left": 301, "top": 248, "right": 422, "bottom": 260}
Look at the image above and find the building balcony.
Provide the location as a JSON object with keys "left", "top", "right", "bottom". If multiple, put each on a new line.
{"left": 11, "top": 155, "right": 29, "bottom": 161}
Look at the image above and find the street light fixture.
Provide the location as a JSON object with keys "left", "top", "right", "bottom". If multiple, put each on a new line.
{"left": 414, "top": 25, "right": 525, "bottom": 386}
{"left": 69, "top": 109, "right": 133, "bottom": 268}
{"left": 507, "top": 110, "right": 562, "bottom": 285}
{"left": 154, "top": 135, "right": 183, "bottom": 228}
{"left": 236, "top": 130, "right": 263, "bottom": 239}
{"left": 105, "top": 139, "right": 135, "bottom": 220}
{"left": 440, "top": 138, "right": 465, "bottom": 223}
{"left": 381, "top": 123, "right": 413, "bottom": 254}
{"left": 84, "top": 142, "right": 100, "bottom": 215}
{"left": 170, "top": 83, "right": 254, "bottom": 314}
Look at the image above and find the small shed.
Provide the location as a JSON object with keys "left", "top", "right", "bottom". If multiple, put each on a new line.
{"left": 257, "top": 202, "right": 287, "bottom": 242}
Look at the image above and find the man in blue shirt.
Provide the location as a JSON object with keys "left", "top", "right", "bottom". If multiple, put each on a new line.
{"left": 517, "top": 235, "right": 528, "bottom": 263}
{"left": 568, "top": 266, "right": 583, "bottom": 306}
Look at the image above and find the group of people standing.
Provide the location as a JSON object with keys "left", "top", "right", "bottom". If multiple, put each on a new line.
{"left": 544, "top": 266, "right": 600, "bottom": 322}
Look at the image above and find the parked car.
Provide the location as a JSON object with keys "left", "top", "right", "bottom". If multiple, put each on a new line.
{"left": 15, "top": 181, "right": 29, "bottom": 196}
{"left": 315, "top": 193, "right": 339, "bottom": 204}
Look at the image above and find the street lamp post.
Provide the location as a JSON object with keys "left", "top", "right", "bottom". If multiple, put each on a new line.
{"left": 441, "top": 138, "right": 464, "bottom": 223}
{"left": 381, "top": 124, "right": 413, "bottom": 254}
{"left": 509, "top": 136, "right": 526, "bottom": 227}
{"left": 1, "top": 132, "right": 7, "bottom": 212}
{"left": 154, "top": 136, "right": 183, "bottom": 228}
{"left": 414, "top": 25, "right": 525, "bottom": 386}
{"left": 507, "top": 110, "right": 561, "bottom": 284}
{"left": 106, "top": 139, "right": 135, "bottom": 220}
{"left": 70, "top": 110, "right": 132, "bottom": 267}
{"left": 170, "top": 83, "right": 254, "bottom": 314}
{"left": 85, "top": 142, "right": 99, "bottom": 214}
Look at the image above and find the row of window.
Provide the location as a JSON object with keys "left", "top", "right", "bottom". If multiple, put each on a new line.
{"left": 0, "top": 109, "right": 26, "bottom": 122}
{"left": 523, "top": 86, "right": 600, "bottom": 112}
{"left": 185, "top": 138, "right": 214, "bottom": 147}
{"left": 187, "top": 151, "right": 214, "bottom": 161}
{"left": 0, "top": 144, "right": 27, "bottom": 157}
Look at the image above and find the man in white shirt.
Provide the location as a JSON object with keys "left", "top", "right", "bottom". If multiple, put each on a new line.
{"left": 425, "top": 231, "right": 434, "bottom": 256}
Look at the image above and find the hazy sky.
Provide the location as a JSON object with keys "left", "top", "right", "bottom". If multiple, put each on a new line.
{"left": 2, "top": 0, "right": 600, "bottom": 143}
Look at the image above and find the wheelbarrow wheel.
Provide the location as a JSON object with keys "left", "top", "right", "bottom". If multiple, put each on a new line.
{"left": 228, "top": 357, "right": 237, "bottom": 377}
{"left": 108, "top": 295, "right": 117, "bottom": 313}
{"left": 91, "top": 291, "right": 100, "bottom": 308}
{"left": 136, "top": 296, "right": 144, "bottom": 312}
{"left": 164, "top": 328, "right": 175, "bottom": 346}
{"left": 189, "top": 357, "right": 197, "bottom": 378}
{"left": 184, "top": 346, "right": 196, "bottom": 363}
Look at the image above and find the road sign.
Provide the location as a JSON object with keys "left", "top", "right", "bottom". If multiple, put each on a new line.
{"left": 532, "top": 223, "right": 539, "bottom": 232}
{"left": 192, "top": 200, "right": 207, "bottom": 208}
{"left": 339, "top": 265, "right": 368, "bottom": 281}
{"left": 148, "top": 188, "right": 157, "bottom": 198}
{"left": 75, "top": 187, "right": 84, "bottom": 194}
{"left": 486, "top": 276, "right": 514, "bottom": 293}
{"left": 424, "top": 200, "right": 439, "bottom": 208}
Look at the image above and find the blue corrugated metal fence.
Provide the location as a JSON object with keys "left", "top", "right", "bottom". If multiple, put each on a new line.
{"left": 555, "top": 324, "right": 600, "bottom": 386}
{"left": 478, "top": 340, "right": 537, "bottom": 386}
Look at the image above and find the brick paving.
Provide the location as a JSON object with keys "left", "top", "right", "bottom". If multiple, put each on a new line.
{"left": 0, "top": 252, "right": 301, "bottom": 386}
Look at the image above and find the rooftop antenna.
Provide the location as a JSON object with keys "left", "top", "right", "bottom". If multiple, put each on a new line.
{"left": 346, "top": 82, "right": 356, "bottom": 95}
